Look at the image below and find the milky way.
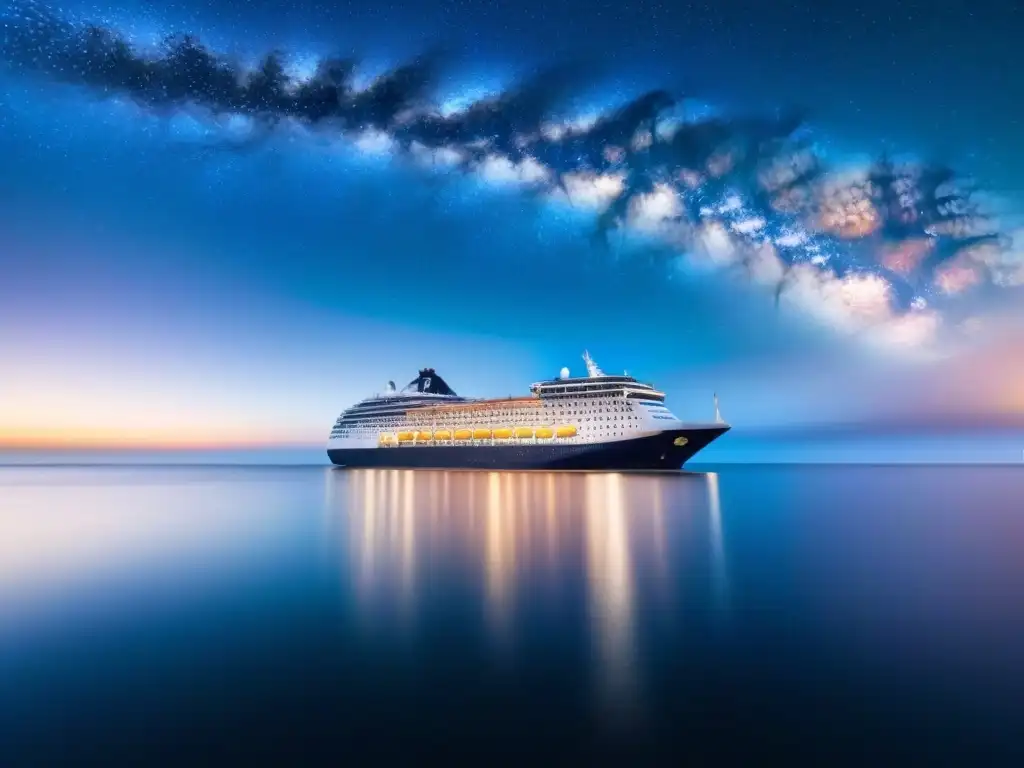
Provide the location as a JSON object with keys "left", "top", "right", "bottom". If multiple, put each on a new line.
{"left": 2, "top": 0, "right": 1019, "bottom": 347}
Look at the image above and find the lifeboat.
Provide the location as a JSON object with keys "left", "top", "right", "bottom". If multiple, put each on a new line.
{"left": 378, "top": 433, "right": 393, "bottom": 444}
{"left": 535, "top": 427, "right": 554, "bottom": 439}
{"left": 397, "top": 431, "right": 415, "bottom": 442}
{"left": 473, "top": 428, "right": 492, "bottom": 440}
{"left": 434, "top": 430, "right": 452, "bottom": 441}
{"left": 454, "top": 429, "right": 472, "bottom": 441}
{"left": 555, "top": 425, "right": 577, "bottom": 438}
{"left": 514, "top": 427, "right": 534, "bottom": 439}
{"left": 492, "top": 428, "right": 513, "bottom": 440}
{"left": 416, "top": 431, "right": 433, "bottom": 441}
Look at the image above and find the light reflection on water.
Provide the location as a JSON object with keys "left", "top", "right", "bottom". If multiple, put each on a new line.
{"left": 328, "top": 467, "right": 726, "bottom": 713}
{"left": 2, "top": 464, "right": 1023, "bottom": 763}
{"left": 583, "top": 472, "right": 637, "bottom": 711}
{"left": 706, "top": 471, "right": 730, "bottom": 624}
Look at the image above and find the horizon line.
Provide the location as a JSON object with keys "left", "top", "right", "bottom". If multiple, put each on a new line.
{"left": 1, "top": 460, "right": 1022, "bottom": 468}
{"left": 5, "top": 419, "right": 1024, "bottom": 452}
{"left": 0, "top": 441, "right": 326, "bottom": 452}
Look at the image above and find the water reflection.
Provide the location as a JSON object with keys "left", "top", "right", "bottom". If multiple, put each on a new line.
{"left": 485, "top": 472, "right": 515, "bottom": 636}
{"left": 327, "top": 468, "right": 723, "bottom": 714}
{"left": 8, "top": 465, "right": 1022, "bottom": 762}
{"left": 0, "top": 467, "right": 303, "bottom": 622}
{"left": 343, "top": 469, "right": 421, "bottom": 623}
{"left": 584, "top": 473, "right": 637, "bottom": 711}
{"left": 706, "top": 472, "right": 731, "bottom": 623}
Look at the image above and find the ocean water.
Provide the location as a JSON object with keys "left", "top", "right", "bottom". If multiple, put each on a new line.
{"left": 1, "top": 464, "right": 1022, "bottom": 763}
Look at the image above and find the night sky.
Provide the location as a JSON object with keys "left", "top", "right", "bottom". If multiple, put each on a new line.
{"left": 1, "top": 0, "right": 1022, "bottom": 456}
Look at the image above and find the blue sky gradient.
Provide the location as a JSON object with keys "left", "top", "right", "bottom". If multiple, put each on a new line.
{"left": 1, "top": 0, "right": 1021, "bottom": 461}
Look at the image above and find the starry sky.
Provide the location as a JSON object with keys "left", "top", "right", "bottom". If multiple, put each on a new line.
{"left": 1, "top": 0, "right": 1022, "bottom": 460}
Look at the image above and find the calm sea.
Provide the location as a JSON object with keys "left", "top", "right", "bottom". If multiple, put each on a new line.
{"left": 1, "top": 464, "right": 1022, "bottom": 764}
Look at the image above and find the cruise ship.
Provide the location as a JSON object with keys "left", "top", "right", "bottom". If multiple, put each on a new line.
{"left": 326, "top": 352, "right": 729, "bottom": 470}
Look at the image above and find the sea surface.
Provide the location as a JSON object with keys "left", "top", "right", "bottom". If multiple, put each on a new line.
{"left": 1, "top": 464, "right": 1023, "bottom": 764}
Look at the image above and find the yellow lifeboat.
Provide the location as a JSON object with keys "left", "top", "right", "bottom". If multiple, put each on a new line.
{"left": 473, "top": 428, "right": 492, "bottom": 440}
{"left": 493, "top": 428, "right": 513, "bottom": 440}
{"left": 397, "top": 431, "right": 415, "bottom": 442}
{"left": 434, "top": 430, "right": 452, "bottom": 441}
{"left": 378, "top": 433, "right": 393, "bottom": 444}
{"left": 416, "top": 431, "right": 433, "bottom": 441}
{"left": 514, "top": 427, "right": 534, "bottom": 439}
{"left": 454, "top": 429, "right": 472, "bottom": 441}
{"left": 535, "top": 427, "right": 554, "bottom": 439}
{"left": 555, "top": 425, "right": 577, "bottom": 438}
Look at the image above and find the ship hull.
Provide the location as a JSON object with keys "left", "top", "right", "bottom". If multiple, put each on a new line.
{"left": 327, "top": 426, "right": 728, "bottom": 471}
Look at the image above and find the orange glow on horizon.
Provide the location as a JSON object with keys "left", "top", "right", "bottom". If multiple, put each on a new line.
{"left": 0, "top": 388, "right": 328, "bottom": 450}
{"left": 994, "top": 386, "right": 1024, "bottom": 415}
{"left": 952, "top": 328, "right": 1024, "bottom": 417}
{"left": 0, "top": 430, "right": 322, "bottom": 451}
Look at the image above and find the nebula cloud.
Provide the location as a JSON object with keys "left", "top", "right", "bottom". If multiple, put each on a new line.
{"left": 2, "top": 0, "right": 1020, "bottom": 348}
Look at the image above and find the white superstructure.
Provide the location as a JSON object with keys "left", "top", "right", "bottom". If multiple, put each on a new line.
{"left": 326, "top": 352, "right": 716, "bottom": 452}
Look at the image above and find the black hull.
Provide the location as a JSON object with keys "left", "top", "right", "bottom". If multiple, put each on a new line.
{"left": 327, "top": 426, "right": 728, "bottom": 471}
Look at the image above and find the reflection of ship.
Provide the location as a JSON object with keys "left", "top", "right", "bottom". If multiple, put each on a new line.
{"left": 329, "top": 467, "right": 727, "bottom": 718}
{"left": 326, "top": 351, "right": 729, "bottom": 470}
{"left": 334, "top": 469, "right": 651, "bottom": 678}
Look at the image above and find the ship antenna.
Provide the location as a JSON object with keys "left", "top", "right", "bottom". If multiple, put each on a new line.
{"left": 714, "top": 392, "right": 724, "bottom": 424}
{"left": 582, "top": 350, "right": 604, "bottom": 378}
